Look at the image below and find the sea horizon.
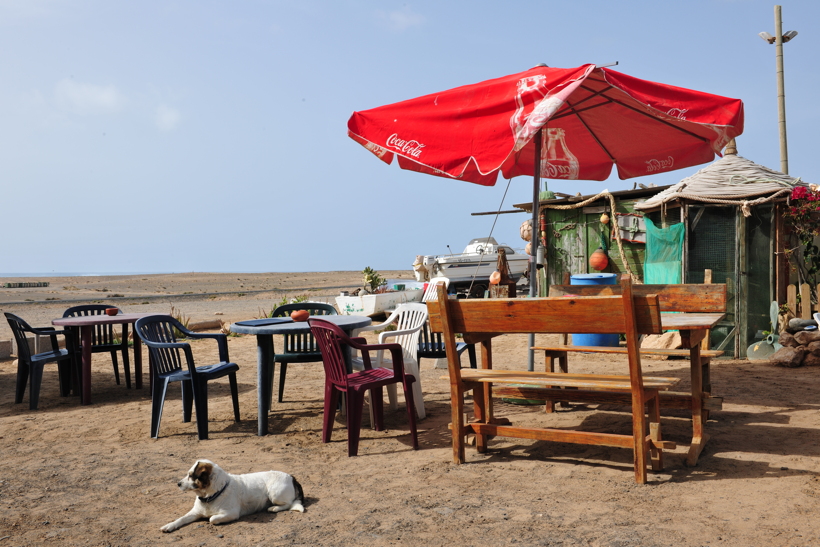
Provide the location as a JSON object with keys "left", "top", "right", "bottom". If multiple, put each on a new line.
{"left": 0, "top": 272, "right": 164, "bottom": 278}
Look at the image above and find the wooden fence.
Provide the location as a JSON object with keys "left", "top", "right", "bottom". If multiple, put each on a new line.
{"left": 787, "top": 283, "right": 819, "bottom": 319}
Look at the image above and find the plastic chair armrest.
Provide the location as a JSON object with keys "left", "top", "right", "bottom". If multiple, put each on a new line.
{"left": 185, "top": 331, "right": 229, "bottom": 362}
{"left": 377, "top": 325, "right": 423, "bottom": 344}
{"left": 28, "top": 326, "right": 68, "bottom": 337}
{"left": 356, "top": 343, "right": 405, "bottom": 376}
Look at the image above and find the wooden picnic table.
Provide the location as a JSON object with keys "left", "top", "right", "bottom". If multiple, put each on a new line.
{"left": 658, "top": 312, "right": 725, "bottom": 466}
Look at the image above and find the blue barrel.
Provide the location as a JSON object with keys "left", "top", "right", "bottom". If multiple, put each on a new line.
{"left": 571, "top": 273, "right": 620, "bottom": 347}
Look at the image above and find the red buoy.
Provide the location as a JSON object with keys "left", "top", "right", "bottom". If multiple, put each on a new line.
{"left": 589, "top": 248, "right": 609, "bottom": 271}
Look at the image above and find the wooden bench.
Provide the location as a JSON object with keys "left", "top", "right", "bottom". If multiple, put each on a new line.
{"left": 534, "top": 281, "right": 727, "bottom": 413}
{"left": 427, "top": 276, "right": 680, "bottom": 484}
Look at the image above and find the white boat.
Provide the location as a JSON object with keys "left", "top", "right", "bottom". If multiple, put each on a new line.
{"left": 413, "top": 237, "right": 529, "bottom": 286}
{"left": 336, "top": 289, "right": 424, "bottom": 317}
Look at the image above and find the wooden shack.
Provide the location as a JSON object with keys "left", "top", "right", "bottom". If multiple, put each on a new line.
{"left": 513, "top": 143, "right": 812, "bottom": 358}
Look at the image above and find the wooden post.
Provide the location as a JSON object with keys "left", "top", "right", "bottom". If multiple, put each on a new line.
{"left": 701, "top": 269, "right": 712, "bottom": 351}
{"left": 489, "top": 248, "right": 517, "bottom": 298}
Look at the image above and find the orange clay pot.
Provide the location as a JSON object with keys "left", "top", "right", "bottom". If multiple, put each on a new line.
{"left": 290, "top": 310, "right": 310, "bottom": 322}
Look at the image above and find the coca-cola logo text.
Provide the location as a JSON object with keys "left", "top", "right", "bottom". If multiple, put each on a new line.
{"left": 646, "top": 156, "right": 674, "bottom": 172}
{"left": 386, "top": 134, "right": 425, "bottom": 158}
{"left": 666, "top": 108, "right": 688, "bottom": 120}
{"left": 545, "top": 162, "right": 574, "bottom": 178}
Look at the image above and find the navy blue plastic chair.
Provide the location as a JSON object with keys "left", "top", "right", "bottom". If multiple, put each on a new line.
{"left": 63, "top": 304, "right": 131, "bottom": 388}
{"left": 5, "top": 312, "right": 78, "bottom": 410}
{"left": 134, "top": 315, "right": 240, "bottom": 440}
{"left": 269, "top": 302, "right": 337, "bottom": 403}
{"left": 417, "top": 323, "right": 477, "bottom": 369}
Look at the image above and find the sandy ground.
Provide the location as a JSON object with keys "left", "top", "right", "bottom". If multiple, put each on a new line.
{"left": 2, "top": 273, "right": 820, "bottom": 546}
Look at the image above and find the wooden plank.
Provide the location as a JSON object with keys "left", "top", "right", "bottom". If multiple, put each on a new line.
{"left": 548, "top": 283, "right": 727, "bottom": 313}
{"left": 787, "top": 284, "right": 798, "bottom": 317}
{"left": 467, "top": 423, "right": 635, "bottom": 449}
{"left": 544, "top": 346, "right": 721, "bottom": 356}
{"left": 800, "top": 283, "right": 812, "bottom": 319}
{"left": 533, "top": 345, "right": 723, "bottom": 358}
{"left": 493, "top": 386, "right": 723, "bottom": 411}
{"left": 454, "top": 369, "right": 679, "bottom": 390}
{"left": 428, "top": 294, "right": 663, "bottom": 335}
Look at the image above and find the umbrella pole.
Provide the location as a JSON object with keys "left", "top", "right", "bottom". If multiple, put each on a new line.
{"left": 527, "top": 128, "right": 543, "bottom": 372}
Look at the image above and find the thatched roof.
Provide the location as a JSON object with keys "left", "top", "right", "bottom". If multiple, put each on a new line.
{"left": 634, "top": 144, "right": 808, "bottom": 212}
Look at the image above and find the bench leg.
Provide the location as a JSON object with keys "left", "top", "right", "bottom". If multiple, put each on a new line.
{"left": 543, "top": 351, "right": 570, "bottom": 413}
{"left": 701, "top": 357, "right": 712, "bottom": 421}
{"left": 473, "top": 384, "right": 488, "bottom": 453}
{"left": 450, "top": 384, "right": 466, "bottom": 464}
{"left": 544, "top": 352, "right": 556, "bottom": 413}
{"left": 632, "top": 394, "right": 649, "bottom": 485}
{"left": 648, "top": 392, "right": 663, "bottom": 471}
{"left": 687, "top": 345, "right": 708, "bottom": 467}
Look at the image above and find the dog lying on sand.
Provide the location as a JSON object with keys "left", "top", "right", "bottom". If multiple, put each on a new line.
{"left": 161, "top": 459, "right": 305, "bottom": 532}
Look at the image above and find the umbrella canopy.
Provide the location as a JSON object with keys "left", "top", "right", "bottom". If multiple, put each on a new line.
{"left": 348, "top": 64, "right": 745, "bottom": 187}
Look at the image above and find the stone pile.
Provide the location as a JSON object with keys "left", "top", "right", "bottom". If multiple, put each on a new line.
{"left": 771, "top": 318, "right": 820, "bottom": 367}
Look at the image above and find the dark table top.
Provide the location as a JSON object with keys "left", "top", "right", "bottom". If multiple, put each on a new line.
{"left": 229, "top": 314, "right": 371, "bottom": 335}
{"left": 52, "top": 312, "right": 157, "bottom": 327}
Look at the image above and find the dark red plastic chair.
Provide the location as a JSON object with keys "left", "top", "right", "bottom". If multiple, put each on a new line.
{"left": 309, "top": 318, "right": 419, "bottom": 456}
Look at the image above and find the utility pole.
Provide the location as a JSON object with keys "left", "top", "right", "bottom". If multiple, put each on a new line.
{"left": 760, "top": 5, "right": 798, "bottom": 174}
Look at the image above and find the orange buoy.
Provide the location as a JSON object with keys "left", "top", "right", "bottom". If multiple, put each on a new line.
{"left": 489, "top": 270, "right": 502, "bottom": 285}
{"left": 589, "top": 248, "right": 609, "bottom": 271}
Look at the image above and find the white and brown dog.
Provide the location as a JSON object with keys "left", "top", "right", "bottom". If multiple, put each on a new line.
{"left": 161, "top": 459, "right": 305, "bottom": 532}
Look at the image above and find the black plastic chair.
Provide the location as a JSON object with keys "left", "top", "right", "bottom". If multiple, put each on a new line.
{"left": 63, "top": 304, "right": 131, "bottom": 388}
{"left": 134, "top": 315, "right": 240, "bottom": 440}
{"left": 417, "top": 321, "right": 477, "bottom": 369}
{"left": 269, "top": 302, "right": 337, "bottom": 403}
{"left": 5, "top": 312, "right": 78, "bottom": 410}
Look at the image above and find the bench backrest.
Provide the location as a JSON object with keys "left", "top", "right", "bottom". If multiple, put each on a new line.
{"left": 428, "top": 292, "right": 664, "bottom": 336}
{"left": 548, "top": 283, "right": 726, "bottom": 313}
{"left": 428, "top": 276, "right": 663, "bottom": 387}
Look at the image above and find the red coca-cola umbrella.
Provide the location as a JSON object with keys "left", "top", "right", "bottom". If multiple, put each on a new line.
{"left": 347, "top": 63, "right": 744, "bottom": 295}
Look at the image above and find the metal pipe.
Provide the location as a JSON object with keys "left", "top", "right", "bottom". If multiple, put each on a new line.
{"left": 528, "top": 128, "right": 542, "bottom": 371}
{"left": 774, "top": 5, "right": 789, "bottom": 174}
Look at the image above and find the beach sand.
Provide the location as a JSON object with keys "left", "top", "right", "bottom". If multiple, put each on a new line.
{"left": 1, "top": 272, "right": 820, "bottom": 546}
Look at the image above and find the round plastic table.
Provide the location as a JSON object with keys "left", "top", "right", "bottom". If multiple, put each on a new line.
{"left": 230, "top": 314, "right": 372, "bottom": 435}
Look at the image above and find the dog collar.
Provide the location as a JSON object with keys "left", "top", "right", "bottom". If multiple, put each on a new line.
{"left": 198, "top": 480, "right": 229, "bottom": 504}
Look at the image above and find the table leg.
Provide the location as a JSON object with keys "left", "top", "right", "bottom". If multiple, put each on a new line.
{"left": 80, "top": 325, "right": 93, "bottom": 405}
{"left": 686, "top": 342, "right": 710, "bottom": 466}
{"left": 133, "top": 333, "right": 143, "bottom": 390}
{"left": 257, "top": 335, "right": 275, "bottom": 436}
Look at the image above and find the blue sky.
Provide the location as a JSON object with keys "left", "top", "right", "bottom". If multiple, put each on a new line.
{"left": 1, "top": 0, "right": 817, "bottom": 274}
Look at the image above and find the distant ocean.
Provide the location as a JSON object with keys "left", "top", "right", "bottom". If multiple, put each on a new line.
{"left": 0, "top": 272, "right": 161, "bottom": 278}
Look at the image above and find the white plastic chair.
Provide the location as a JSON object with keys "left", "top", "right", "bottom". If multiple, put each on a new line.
{"left": 351, "top": 303, "right": 428, "bottom": 420}
{"left": 423, "top": 276, "right": 450, "bottom": 302}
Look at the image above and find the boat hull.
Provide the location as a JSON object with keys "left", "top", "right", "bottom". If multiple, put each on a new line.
{"left": 428, "top": 256, "right": 529, "bottom": 284}
{"left": 336, "top": 289, "right": 424, "bottom": 317}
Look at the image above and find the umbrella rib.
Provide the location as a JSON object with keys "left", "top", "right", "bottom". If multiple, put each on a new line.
{"left": 579, "top": 84, "right": 712, "bottom": 143}
{"left": 561, "top": 99, "right": 617, "bottom": 164}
